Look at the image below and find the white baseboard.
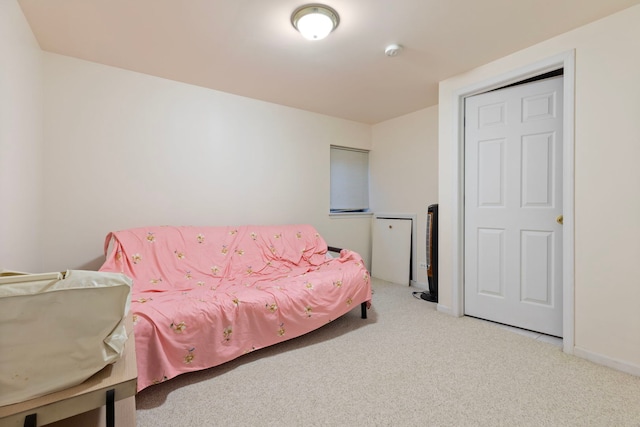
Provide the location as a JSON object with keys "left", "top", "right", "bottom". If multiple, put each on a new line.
{"left": 436, "top": 304, "right": 454, "bottom": 316}
{"left": 410, "top": 280, "right": 427, "bottom": 289}
{"left": 573, "top": 346, "right": 640, "bottom": 377}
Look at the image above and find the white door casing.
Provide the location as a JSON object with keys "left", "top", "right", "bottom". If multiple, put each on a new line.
{"left": 448, "top": 51, "right": 575, "bottom": 353}
{"left": 464, "top": 76, "right": 564, "bottom": 337}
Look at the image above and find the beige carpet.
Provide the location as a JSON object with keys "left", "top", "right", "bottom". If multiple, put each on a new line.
{"left": 135, "top": 278, "right": 640, "bottom": 426}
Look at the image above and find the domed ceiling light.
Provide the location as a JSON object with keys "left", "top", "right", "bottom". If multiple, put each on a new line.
{"left": 291, "top": 4, "right": 340, "bottom": 40}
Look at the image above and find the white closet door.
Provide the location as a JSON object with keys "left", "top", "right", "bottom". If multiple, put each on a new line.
{"left": 464, "top": 76, "right": 563, "bottom": 337}
{"left": 371, "top": 217, "right": 412, "bottom": 285}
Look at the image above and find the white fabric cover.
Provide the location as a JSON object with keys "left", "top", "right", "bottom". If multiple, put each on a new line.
{"left": 0, "top": 270, "right": 131, "bottom": 406}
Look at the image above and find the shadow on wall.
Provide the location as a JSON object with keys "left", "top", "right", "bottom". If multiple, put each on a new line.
{"left": 75, "top": 256, "right": 105, "bottom": 272}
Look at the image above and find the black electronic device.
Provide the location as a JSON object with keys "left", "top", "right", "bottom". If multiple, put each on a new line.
{"left": 420, "top": 204, "right": 438, "bottom": 302}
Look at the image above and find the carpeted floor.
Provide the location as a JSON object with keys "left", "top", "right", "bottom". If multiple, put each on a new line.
{"left": 135, "top": 278, "right": 640, "bottom": 426}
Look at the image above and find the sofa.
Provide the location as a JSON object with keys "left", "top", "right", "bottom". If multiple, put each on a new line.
{"left": 99, "top": 224, "right": 372, "bottom": 391}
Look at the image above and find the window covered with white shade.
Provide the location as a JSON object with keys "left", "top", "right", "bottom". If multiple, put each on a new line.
{"left": 330, "top": 146, "right": 369, "bottom": 212}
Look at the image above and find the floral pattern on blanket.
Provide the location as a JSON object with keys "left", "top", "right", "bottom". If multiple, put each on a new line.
{"left": 100, "top": 224, "right": 371, "bottom": 391}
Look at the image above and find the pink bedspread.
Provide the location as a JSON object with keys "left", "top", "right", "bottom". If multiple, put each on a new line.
{"left": 99, "top": 224, "right": 371, "bottom": 391}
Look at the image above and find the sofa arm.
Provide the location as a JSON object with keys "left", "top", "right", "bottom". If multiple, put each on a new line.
{"left": 326, "top": 245, "right": 368, "bottom": 320}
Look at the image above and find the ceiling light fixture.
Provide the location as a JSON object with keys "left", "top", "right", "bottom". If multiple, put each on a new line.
{"left": 291, "top": 4, "right": 339, "bottom": 41}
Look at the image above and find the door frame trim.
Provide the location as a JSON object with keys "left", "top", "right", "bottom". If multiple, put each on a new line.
{"left": 449, "top": 50, "right": 575, "bottom": 354}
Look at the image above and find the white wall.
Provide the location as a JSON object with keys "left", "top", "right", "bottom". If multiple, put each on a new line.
{"left": 371, "top": 106, "right": 439, "bottom": 287}
{"left": 41, "top": 53, "right": 372, "bottom": 271}
{"left": 438, "top": 5, "right": 640, "bottom": 371}
{"left": 0, "top": 0, "right": 44, "bottom": 272}
{"left": 13, "top": 1, "right": 638, "bottom": 375}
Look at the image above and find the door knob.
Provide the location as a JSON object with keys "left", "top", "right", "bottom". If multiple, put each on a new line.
{"left": 556, "top": 215, "right": 564, "bottom": 225}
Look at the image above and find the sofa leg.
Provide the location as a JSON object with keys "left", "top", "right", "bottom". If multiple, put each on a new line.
{"left": 361, "top": 302, "right": 367, "bottom": 319}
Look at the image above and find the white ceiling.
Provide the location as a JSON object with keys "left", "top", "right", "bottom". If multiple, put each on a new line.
{"left": 18, "top": 0, "right": 640, "bottom": 124}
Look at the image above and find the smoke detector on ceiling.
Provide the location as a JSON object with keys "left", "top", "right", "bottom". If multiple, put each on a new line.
{"left": 384, "top": 44, "right": 403, "bottom": 57}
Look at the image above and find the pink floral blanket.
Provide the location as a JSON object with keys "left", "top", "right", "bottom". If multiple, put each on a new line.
{"left": 99, "top": 224, "right": 371, "bottom": 391}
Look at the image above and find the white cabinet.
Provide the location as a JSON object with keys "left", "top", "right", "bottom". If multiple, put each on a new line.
{"left": 371, "top": 217, "right": 412, "bottom": 285}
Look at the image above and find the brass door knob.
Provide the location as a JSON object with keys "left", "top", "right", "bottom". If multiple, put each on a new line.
{"left": 556, "top": 215, "right": 564, "bottom": 225}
